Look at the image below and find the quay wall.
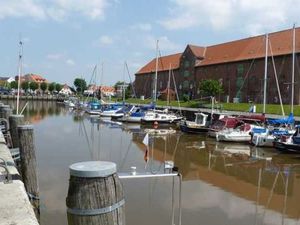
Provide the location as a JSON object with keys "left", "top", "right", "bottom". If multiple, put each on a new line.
{"left": 0, "top": 132, "right": 39, "bottom": 225}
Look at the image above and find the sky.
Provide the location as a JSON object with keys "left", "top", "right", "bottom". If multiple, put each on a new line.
{"left": 1, "top": 0, "right": 300, "bottom": 87}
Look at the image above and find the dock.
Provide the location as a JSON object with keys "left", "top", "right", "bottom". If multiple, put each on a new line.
{"left": 0, "top": 132, "right": 39, "bottom": 225}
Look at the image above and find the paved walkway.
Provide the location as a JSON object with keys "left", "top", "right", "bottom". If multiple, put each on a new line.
{"left": 0, "top": 132, "right": 39, "bottom": 225}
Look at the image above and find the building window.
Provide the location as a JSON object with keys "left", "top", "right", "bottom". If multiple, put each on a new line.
{"left": 237, "top": 64, "right": 244, "bottom": 74}
{"left": 184, "top": 60, "right": 190, "bottom": 68}
{"left": 184, "top": 70, "right": 190, "bottom": 77}
{"left": 183, "top": 80, "right": 189, "bottom": 89}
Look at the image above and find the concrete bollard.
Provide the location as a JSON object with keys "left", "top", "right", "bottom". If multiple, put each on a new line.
{"left": 18, "top": 125, "right": 39, "bottom": 217}
{"left": 66, "top": 161, "right": 125, "bottom": 225}
{"left": 9, "top": 115, "right": 25, "bottom": 148}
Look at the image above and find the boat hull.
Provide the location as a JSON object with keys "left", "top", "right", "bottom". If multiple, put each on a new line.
{"left": 179, "top": 124, "right": 209, "bottom": 134}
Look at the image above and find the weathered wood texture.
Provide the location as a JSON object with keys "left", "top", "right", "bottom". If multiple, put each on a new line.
{"left": 2, "top": 107, "right": 12, "bottom": 121}
{"left": 0, "top": 105, "right": 10, "bottom": 118}
{"left": 9, "top": 115, "right": 24, "bottom": 148}
{"left": 18, "top": 125, "right": 39, "bottom": 216}
{"left": 66, "top": 173, "right": 125, "bottom": 225}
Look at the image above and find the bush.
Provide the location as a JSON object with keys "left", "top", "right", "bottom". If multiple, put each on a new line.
{"left": 182, "top": 94, "right": 190, "bottom": 102}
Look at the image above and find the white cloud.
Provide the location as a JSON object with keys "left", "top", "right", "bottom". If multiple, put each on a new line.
{"left": 160, "top": 0, "right": 300, "bottom": 35}
{"left": 47, "top": 53, "right": 64, "bottom": 60}
{"left": 131, "top": 23, "right": 152, "bottom": 31}
{"left": 144, "top": 35, "right": 182, "bottom": 52}
{"left": 66, "top": 59, "right": 75, "bottom": 66}
{"left": 0, "top": 0, "right": 110, "bottom": 21}
{"left": 51, "top": 0, "right": 110, "bottom": 20}
{"left": 95, "top": 35, "right": 114, "bottom": 46}
{"left": 0, "top": 0, "right": 46, "bottom": 20}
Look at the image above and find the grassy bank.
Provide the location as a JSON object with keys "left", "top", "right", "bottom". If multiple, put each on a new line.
{"left": 114, "top": 97, "right": 299, "bottom": 116}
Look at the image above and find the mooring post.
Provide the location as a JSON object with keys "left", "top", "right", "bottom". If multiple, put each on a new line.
{"left": 9, "top": 114, "right": 24, "bottom": 148}
{"left": 0, "top": 105, "right": 10, "bottom": 118}
{"left": 66, "top": 161, "right": 125, "bottom": 225}
{"left": 18, "top": 124, "right": 39, "bottom": 217}
{"left": 2, "top": 107, "right": 12, "bottom": 121}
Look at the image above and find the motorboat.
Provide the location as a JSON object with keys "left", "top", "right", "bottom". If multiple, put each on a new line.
{"left": 141, "top": 109, "right": 183, "bottom": 124}
{"left": 179, "top": 112, "right": 210, "bottom": 134}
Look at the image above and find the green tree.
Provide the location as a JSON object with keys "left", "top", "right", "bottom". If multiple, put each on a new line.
{"left": 55, "top": 83, "right": 62, "bottom": 92}
{"left": 29, "top": 82, "right": 38, "bottom": 92}
{"left": 10, "top": 81, "right": 18, "bottom": 89}
{"left": 198, "top": 79, "right": 223, "bottom": 97}
{"left": 40, "top": 82, "right": 48, "bottom": 93}
{"left": 48, "top": 82, "right": 56, "bottom": 93}
{"left": 21, "top": 81, "right": 30, "bottom": 92}
{"left": 125, "top": 84, "right": 132, "bottom": 99}
{"left": 73, "top": 78, "right": 87, "bottom": 93}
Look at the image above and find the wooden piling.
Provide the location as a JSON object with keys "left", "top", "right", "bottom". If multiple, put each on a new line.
{"left": 66, "top": 161, "right": 125, "bottom": 225}
{"left": 0, "top": 105, "right": 10, "bottom": 118}
{"left": 9, "top": 115, "right": 24, "bottom": 148}
{"left": 2, "top": 107, "right": 12, "bottom": 121}
{"left": 18, "top": 125, "right": 39, "bottom": 216}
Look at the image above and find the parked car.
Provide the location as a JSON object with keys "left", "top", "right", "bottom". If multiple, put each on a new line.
{"left": 0, "top": 87, "right": 11, "bottom": 95}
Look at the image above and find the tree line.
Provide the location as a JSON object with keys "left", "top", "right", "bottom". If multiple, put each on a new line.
{"left": 0, "top": 80, "right": 63, "bottom": 94}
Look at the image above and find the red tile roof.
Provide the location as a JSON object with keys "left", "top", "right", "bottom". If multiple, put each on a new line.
{"left": 136, "top": 27, "right": 300, "bottom": 74}
{"left": 136, "top": 53, "right": 182, "bottom": 75}
{"left": 188, "top": 45, "right": 206, "bottom": 59}
{"left": 197, "top": 27, "right": 300, "bottom": 66}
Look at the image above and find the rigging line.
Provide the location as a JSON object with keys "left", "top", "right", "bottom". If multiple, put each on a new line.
{"left": 235, "top": 43, "right": 264, "bottom": 97}
{"left": 125, "top": 62, "right": 137, "bottom": 98}
{"left": 269, "top": 40, "right": 285, "bottom": 116}
{"left": 81, "top": 119, "right": 93, "bottom": 159}
{"left": 119, "top": 140, "right": 132, "bottom": 171}
{"left": 171, "top": 69, "right": 182, "bottom": 116}
{"left": 261, "top": 171, "right": 280, "bottom": 222}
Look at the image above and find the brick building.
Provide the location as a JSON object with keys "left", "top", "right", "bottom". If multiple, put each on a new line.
{"left": 134, "top": 27, "right": 300, "bottom": 104}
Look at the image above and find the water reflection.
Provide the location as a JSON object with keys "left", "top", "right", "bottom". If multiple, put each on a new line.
{"left": 6, "top": 101, "right": 300, "bottom": 225}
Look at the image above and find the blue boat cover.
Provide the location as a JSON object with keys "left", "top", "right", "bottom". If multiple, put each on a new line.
{"left": 266, "top": 113, "right": 294, "bottom": 125}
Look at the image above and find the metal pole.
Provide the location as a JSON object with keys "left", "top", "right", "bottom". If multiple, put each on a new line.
{"left": 291, "top": 24, "right": 296, "bottom": 114}
{"left": 153, "top": 40, "right": 159, "bottom": 104}
{"left": 263, "top": 34, "right": 268, "bottom": 113}
{"left": 17, "top": 40, "right": 23, "bottom": 115}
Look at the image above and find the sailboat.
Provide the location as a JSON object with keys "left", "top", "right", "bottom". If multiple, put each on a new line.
{"left": 254, "top": 26, "right": 296, "bottom": 147}
{"left": 141, "top": 41, "right": 183, "bottom": 125}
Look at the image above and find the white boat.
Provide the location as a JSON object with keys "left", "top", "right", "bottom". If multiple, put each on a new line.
{"left": 141, "top": 109, "right": 183, "bottom": 124}
{"left": 99, "top": 104, "right": 123, "bottom": 117}
{"left": 216, "top": 123, "right": 262, "bottom": 142}
{"left": 179, "top": 112, "right": 210, "bottom": 134}
{"left": 252, "top": 127, "right": 295, "bottom": 147}
{"left": 144, "top": 128, "right": 176, "bottom": 136}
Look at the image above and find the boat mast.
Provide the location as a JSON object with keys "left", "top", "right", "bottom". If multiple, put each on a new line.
{"left": 263, "top": 33, "right": 268, "bottom": 114}
{"left": 167, "top": 63, "right": 171, "bottom": 106}
{"left": 153, "top": 40, "right": 159, "bottom": 105}
{"left": 17, "top": 39, "right": 23, "bottom": 115}
{"left": 291, "top": 24, "right": 296, "bottom": 114}
{"left": 122, "top": 62, "right": 126, "bottom": 104}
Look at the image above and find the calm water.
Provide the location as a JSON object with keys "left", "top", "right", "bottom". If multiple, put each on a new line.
{"left": 7, "top": 101, "right": 300, "bottom": 225}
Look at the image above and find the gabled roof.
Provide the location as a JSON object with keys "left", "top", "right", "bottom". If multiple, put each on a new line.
{"left": 136, "top": 27, "right": 300, "bottom": 76}
{"left": 197, "top": 27, "right": 300, "bottom": 66}
{"left": 136, "top": 53, "right": 182, "bottom": 75}
{"left": 187, "top": 45, "right": 206, "bottom": 59}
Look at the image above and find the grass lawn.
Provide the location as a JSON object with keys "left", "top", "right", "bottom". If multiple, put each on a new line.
{"left": 113, "top": 97, "right": 299, "bottom": 116}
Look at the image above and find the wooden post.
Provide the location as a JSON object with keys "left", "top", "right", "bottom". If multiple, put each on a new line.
{"left": 18, "top": 124, "right": 39, "bottom": 216}
{"left": 66, "top": 161, "right": 125, "bottom": 225}
{"left": 9, "top": 114, "right": 24, "bottom": 148}
{"left": 0, "top": 105, "right": 10, "bottom": 118}
{"left": 2, "top": 107, "right": 12, "bottom": 121}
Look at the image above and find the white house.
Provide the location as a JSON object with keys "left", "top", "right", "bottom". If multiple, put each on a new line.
{"left": 59, "top": 84, "right": 73, "bottom": 96}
